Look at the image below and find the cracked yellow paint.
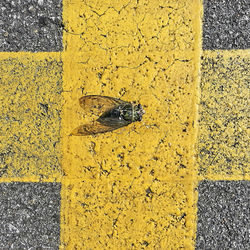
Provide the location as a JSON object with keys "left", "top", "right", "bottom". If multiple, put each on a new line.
{"left": 61, "top": 0, "right": 201, "bottom": 248}
{"left": 0, "top": 52, "right": 62, "bottom": 182}
{"left": 198, "top": 50, "right": 250, "bottom": 181}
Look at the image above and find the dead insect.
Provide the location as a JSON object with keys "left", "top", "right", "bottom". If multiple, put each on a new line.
{"left": 70, "top": 95, "right": 145, "bottom": 136}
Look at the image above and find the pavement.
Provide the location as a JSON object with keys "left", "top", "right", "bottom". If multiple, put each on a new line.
{"left": 0, "top": 0, "right": 249, "bottom": 249}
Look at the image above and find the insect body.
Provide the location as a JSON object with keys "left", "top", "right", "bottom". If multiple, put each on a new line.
{"left": 70, "top": 95, "right": 145, "bottom": 136}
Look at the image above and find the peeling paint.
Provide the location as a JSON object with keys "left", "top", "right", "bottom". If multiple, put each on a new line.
{"left": 0, "top": 53, "right": 62, "bottom": 181}
{"left": 198, "top": 50, "right": 250, "bottom": 180}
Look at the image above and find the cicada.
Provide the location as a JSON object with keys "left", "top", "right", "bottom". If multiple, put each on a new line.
{"left": 70, "top": 95, "right": 145, "bottom": 136}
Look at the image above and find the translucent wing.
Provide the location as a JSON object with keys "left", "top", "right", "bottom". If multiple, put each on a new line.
{"left": 71, "top": 95, "right": 134, "bottom": 136}
{"left": 79, "top": 95, "right": 129, "bottom": 115}
{"left": 70, "top": 120, "right": 127, "bottom": 136}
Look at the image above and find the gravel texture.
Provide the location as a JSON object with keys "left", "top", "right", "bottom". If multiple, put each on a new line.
{"left": 0, "top": 182, "right": 61, "bottom": 249}
{"left": 203, "top": 0, "right": 250, "bottom": 49}
{"left": 196, "top": 180, "right": 250, "bottom": 250}
{"left": 0, "top": 0, "right": 63, "bottom": 51}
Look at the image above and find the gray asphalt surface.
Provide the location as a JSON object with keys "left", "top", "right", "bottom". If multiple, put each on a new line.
{"left": 0, "top": 182, "right": 61, "bottom": 249}
{"left": 0, "top": 0, "right": 63, "bottom": 52}
{"left": 196, "top": 181, "right": 250, "bottom": 250}
{"left": 203, "top": 0, "right": 250, "bottom": 50}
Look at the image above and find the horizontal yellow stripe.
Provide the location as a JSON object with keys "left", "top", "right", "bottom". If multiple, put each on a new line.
{"left": 0, "top": 53, "right": 63, "bottom": 181}
{"left": 198, "top": 50, "right": 250, "bottom": 180}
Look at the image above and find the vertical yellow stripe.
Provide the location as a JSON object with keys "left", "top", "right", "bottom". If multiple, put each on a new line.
{"left": 61, "top": 0, "right": 202, "bottom": 248}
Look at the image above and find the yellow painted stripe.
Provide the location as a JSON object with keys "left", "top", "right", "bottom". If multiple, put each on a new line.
{"left": 0, "top": 52, "right": 62, "bottom": 182}
{"left": 198, "top": 50, "right": 250, "bottom": 181}
{"left": 61, "top": 0, "right": 201, "bottom": 248}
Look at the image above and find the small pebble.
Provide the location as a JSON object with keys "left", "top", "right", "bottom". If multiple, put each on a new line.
{"left": 38, "top": 0, "right": 44, "bottom": 6}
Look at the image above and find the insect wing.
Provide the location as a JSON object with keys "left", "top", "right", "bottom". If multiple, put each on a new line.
{"left": 97, "top": 115, "right": 131, "bottom": 128}
{"left": 79, "top": 95, "right": 129, "bottom": 115}
{"left": 70, "top": 120, "right": 123, "bottom": 136}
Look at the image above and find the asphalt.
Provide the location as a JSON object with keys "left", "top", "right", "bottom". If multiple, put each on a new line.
{"left": 196, "top": 181, "right": 250, "bottom": 250}
{"left": 0, "top": 0, "right": 63, "bottom": 52}
{"left": 0, "top": 182, "right": 61, "bottom": 249}
{"left": 203, "top": 0, "right": 250, "bottom": 50}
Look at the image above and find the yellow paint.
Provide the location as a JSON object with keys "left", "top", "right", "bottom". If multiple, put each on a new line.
{"left": 0, "top": 52, "right": 62, "bottom": 182}
{"left": 61, "top": 0, "right": 201, "bottom": 248}
{"left": 61, "top": 179, "right": 195, "bottom": 249}
{"left": 0, "top": 1, "right": 248, "bottom": 248}
{"left": 198, "top": 50, "right": 250, "bottom": 181}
